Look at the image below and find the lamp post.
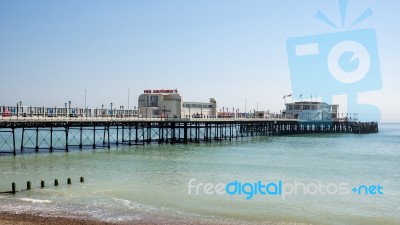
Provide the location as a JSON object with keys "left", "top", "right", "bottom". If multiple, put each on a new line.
{"left": 19, "top": 101, "right": 22, "bottom": 118}
{"left": 110, "top": 103, "right": 113, "bottom": 118}
{"left": 16, "top": 102, "right": 19, "bottom": 119}
{"left": 65, "top": 103, "right": 67, "bottom": 117}
{"left": 101, "top": 104, "right": 104, "bottom": 117}
{"left": 84, "top": 89, "right": 87, "bottom": 117}
{"left": 128, "top": 88, "right": 130, "bottom": 118}
{"left": 245, "top": 98, "right": 247, "bottom": 118}
{"left": 68, "top": 101, "right": 71, "bottom": 118}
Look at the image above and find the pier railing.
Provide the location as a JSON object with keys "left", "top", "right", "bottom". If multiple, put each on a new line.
{"left": 0, "top": 116, "right": 298, "bottom": 122}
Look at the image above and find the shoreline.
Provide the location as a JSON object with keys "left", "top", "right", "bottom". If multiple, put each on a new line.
{"left": 0, "top": 211, "right": 115, "bottom": 225}
{"left": 0, "top": 211, "right": 246, "bottom": 225}
{"left": 0, "top": 211, "right": 306, "bottom": 225}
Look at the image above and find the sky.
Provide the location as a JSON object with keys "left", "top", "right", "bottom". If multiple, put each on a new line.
{"left": 0, "top": 0, "right": 399, "bottom": 121}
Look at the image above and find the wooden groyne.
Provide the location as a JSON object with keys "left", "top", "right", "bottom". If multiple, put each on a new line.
{"left": 0, "top": 118, "right": 378, "bottom": 155}
{"left": 0, "top": 177, "right": 84, "bottom": 194}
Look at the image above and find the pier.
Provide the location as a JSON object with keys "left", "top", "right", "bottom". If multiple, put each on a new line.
{"left": 0, "top": 117, "right": 379, "bottom": 156}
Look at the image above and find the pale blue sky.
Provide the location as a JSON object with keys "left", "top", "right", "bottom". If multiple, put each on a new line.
{"left": 1, "top": 0, "right": 399, "bottom": 121}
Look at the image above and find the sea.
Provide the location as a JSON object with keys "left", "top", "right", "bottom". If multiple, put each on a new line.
{"left": 0, "top": 123, "right": 399, "bottom": 225}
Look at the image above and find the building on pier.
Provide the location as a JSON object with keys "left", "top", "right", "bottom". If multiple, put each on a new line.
{"left": 182, "top": 99, "right": 217, "bottom": 118}
{"left": 283, "top": 101, "right": 339, "bottom": 121}
{"left": 255, "top": 111, "right": 273, "bottom": 119}
{"left": 138, "top": 89, "right": 182, "bottom": 118}
{"left": 138, "top": 89, "right": 217, "bottom": 118}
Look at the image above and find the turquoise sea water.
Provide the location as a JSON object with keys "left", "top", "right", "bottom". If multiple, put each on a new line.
{"left": 0, "top": 123, "right": 399, "bottom": 224}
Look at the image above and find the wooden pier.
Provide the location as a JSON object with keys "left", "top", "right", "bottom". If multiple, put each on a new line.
{"left": 0, "top": 118, "right": 379, "bottom": 156}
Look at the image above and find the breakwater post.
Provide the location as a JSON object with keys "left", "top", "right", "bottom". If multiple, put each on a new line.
{"left": 1, "top": 177, "right": 85, "bottom": 194}
{"left": 11, "top": 182, "right": 16, "bottom": 194}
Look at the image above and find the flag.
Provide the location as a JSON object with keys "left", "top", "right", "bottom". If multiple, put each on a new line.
{"left": 283, "top": 95, "right": 286, "bottom": 99}
{"left": 299, "top": 94, "right": 302, "bottom": 98}
{"left": 287, "top": 94, "right": 292, "bottom": 97}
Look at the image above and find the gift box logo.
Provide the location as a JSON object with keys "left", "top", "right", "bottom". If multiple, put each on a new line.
{"left": 286, "top": 0, "right": 381, "bottom": 121}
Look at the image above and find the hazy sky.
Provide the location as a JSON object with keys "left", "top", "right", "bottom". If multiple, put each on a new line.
{"left": 1, "top": 0, "right": 399, "bottom": 121}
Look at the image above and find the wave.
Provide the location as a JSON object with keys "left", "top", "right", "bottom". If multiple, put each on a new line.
{"left": 20, "top": 198, "right": 52, "bottom": 204}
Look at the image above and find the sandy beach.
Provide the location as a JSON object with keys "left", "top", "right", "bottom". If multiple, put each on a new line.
{"left": 0, "top": 211, "right": 116, "bottom": 225}
{"left": 0, "top": 211, "right": 239, "bottom": 225}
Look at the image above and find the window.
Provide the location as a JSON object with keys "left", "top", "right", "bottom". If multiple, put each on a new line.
{"left": 149, "top": 96, "right": 158, "bottom": 107}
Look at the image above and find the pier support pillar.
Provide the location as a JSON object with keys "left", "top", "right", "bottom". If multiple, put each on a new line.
{"left": 50, "top": 127, "right": 53, "bottom": 152}
{"left": 35, "top": 127, "right": 39, "bottom": 152}
{"left": 12, "top": 127, "right": 16, "bottom": 156}
{"left": 93, "top": 126, "right": 96, "bottom": 149}
{"left": 183, "top": 123, "right": 188, "bottom": 144}
{"left": 65, "top": 127, "right": 69, "bottom": 152}
{"left": 21, "top": 127, "right": 25, "bottom": 152}
{"left": 79, "top": 127, "right": 83, "bottom": 149}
